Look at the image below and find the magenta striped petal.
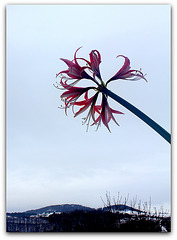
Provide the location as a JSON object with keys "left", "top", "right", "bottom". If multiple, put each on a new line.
{"left": 107, "top": 55, "right": 147, "bottom": 83}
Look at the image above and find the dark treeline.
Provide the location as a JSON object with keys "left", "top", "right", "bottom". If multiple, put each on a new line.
{"left": 7, "top": 210, "right": 171, "bottom": 232}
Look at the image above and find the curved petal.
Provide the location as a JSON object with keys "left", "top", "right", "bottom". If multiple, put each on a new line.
{"left": 106, "top": 55, "right": 147, "bottom": 84}
{"left": 89, "top": 50, "right": 102, "bottom": 79}
{"left": 116, "top": 55, "right": 131, "bottom": 74}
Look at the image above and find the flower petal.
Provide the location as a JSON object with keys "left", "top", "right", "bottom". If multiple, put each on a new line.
{"left": 107, "top": 55, "right": 147, "bottom": 84}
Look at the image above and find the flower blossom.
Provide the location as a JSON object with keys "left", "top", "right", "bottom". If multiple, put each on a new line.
{"left": 55, "top": 48, "right": 146, "bottom": 131}
{"left": 58, "top": 79, "right": 94, "bottom": 116}
{"left": 106, "top": 55, "right": 147, "bottom": 85}
{"left": 88, "top": 50, "right": 102, "bottom": 80}
{"left": 58, "top": 81, "right": 123, "bottom": 131}
{"left": 56, "top": 47, "right": 94, "bottom": 86}
{"left": 92, "top": 94, "right": 124, "bottom": 132}
{"left": 73, "top": 91, "right": 123, "bottom": 132}
{"left": 58, "top": 58, "right": 92, "bottom": 80}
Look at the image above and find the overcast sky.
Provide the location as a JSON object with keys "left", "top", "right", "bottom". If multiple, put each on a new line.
{"left": 6, "top": 4, "right": 171, "bottom": 213}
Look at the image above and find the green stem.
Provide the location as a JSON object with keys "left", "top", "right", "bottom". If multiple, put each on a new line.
{"left": 102, "top": 87, "right": 171, "bottom": 144}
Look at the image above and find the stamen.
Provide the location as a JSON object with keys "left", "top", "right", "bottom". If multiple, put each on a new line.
{"left": 58, "top": 105, "right": 65, "bottom": 109}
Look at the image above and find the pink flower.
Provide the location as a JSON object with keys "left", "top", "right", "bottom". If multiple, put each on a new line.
{"left": 72, "top": 48, "right": 102, "bottom": 81}
{"left": 106, "top": 55, "right": 147, "bottom": 84}
{"left": 73, "top": 91, "right": 100, "bottom": 129}
{"left": 73, "top": 91, "right": 99, "bottom": 119}
{"left": 55, "top": 48, "right": 147, "bottom": 132}
{"left": 56, "top": 47, "right": 93, "bottom": 81}
{"left": 92, "top": 94, "right": 124, "bottom": 132}
{"left": 89, "top": 50, "right": 102, "bottom": 80}
{"left": 58, "top": 80, "right": 123, "bottom": 131}
{"left": 60, "top": 80, "right": 94, "bottom": 115}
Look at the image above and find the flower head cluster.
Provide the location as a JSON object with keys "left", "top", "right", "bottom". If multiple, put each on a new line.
{"left": 55, "top": 47, "right": 146, "bottom": 131}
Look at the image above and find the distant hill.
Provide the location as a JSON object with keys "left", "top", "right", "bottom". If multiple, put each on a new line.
{"left": 7, "top": 204, "right": 95, "bottom": 217}
{"left": 7, "top": 203, "right": 143, "bottom": 218}
{"left": 25, "top": 204, "right": 95, "bottom": 214}
{"left": 100, "top": 204, "right": 143, "bottom": 213}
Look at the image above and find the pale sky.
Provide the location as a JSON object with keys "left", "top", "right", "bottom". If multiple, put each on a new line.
{"left": 6, "top": 4, "right": 171, "bottom": 213}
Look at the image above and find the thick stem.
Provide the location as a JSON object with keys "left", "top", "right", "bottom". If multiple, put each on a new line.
{"left": 102, "top": 87, "right": 171, "bottom": 144}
